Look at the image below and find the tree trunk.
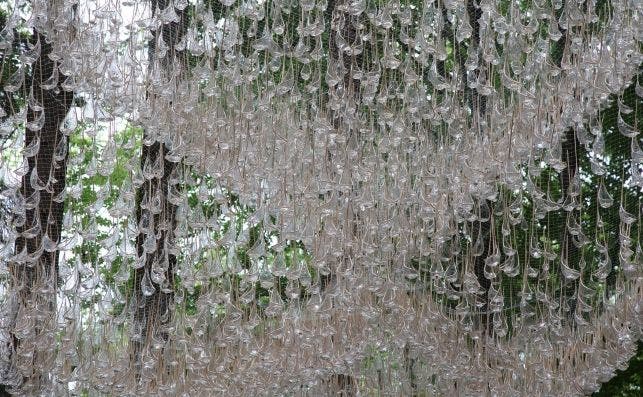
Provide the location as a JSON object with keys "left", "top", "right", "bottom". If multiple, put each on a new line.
{"left": 129, "top": 0, "right": 188, "bottom": 378}
{"left": 2, "top": 31, "right": 74, "bottom": 394}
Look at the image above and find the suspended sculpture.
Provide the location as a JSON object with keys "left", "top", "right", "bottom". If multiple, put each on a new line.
{"left": 0, "top": 0, "right": 641, "bottom": 395}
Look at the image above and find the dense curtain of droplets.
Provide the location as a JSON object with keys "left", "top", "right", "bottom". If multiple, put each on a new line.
{"left": 0, "top": 0, "right": 641, "bottom": 395}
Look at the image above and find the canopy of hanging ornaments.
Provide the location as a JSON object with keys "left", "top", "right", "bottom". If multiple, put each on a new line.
{"left": 0, "top": 0, "right": 641, "bottom": 395}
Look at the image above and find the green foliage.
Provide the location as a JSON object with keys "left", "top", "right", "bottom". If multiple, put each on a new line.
{"left": 66, "top": 124, "right": 142, "bottom": 306}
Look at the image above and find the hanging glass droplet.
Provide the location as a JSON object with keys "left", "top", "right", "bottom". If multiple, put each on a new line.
{"left": 597, "top": 181, "right": 614, "bottom": 208}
